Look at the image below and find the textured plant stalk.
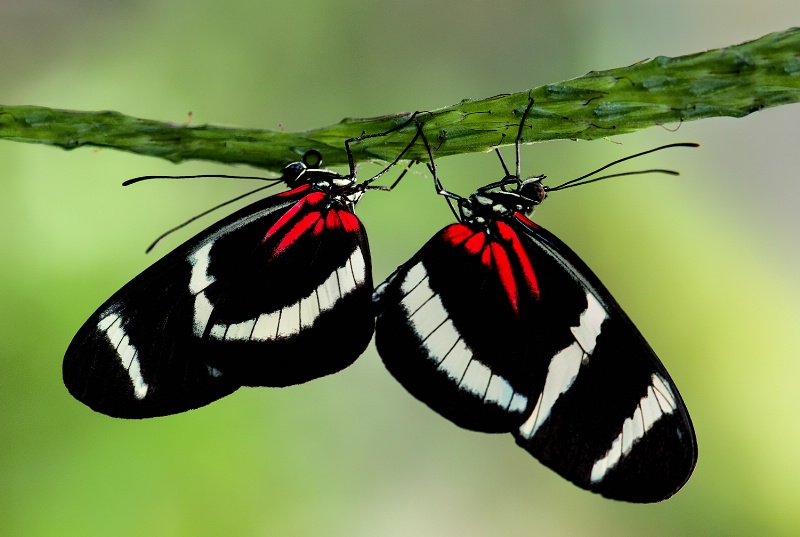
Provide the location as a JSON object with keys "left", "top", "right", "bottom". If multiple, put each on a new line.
{"left": 1, "top": 28, "right": 798, "bottom": 172}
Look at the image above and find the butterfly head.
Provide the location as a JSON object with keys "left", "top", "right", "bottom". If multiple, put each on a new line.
{"left": 461, "top": 174, "right": 548, "bottom": 224}
{"left": 281, "top": 150, "right": 357, "bottom": 192}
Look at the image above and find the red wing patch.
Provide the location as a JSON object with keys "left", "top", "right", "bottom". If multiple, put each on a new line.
{"left": 263, "top": 192, "right": 364, "bottom": 260}
{"left": 495, "top": 221, "right": 539, "bottom": 300}
{"left": 272, "top": 212, "right": 322, "bottom": 258}
{"left": 263, "top": 192, "right": 328, "bottom": 258}
{"left": 325, "top": 209, "right": 341, "bottom": 229}
{"left": 464, "top": 233, "right": 486, "bottom": 254}
{"left": 513, "top": 211, "right": 539, "bottom": 229}
{"left": 337, "top": 211, "right": 360, "bottom": 233}
{"left": 441, "top": 223, "right": 540, "bottom": 314}
{"left": 264, "top": 192, "right": 326, "bottom": 241}
{"left": 442, "top": 224, "right": 474, "bottom": 245}
{"left": 274, "top": 183, "right": 311, "bottom": 198}
{"left": 489, "top": 241, "right": 520, "bottom": 312}
{"left": 322, "top": 207, "right": 361, "bottom": 233}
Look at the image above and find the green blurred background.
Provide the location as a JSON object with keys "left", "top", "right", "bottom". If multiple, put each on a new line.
{"left": 2, "top": 1, "right": 800, "bottom": 535}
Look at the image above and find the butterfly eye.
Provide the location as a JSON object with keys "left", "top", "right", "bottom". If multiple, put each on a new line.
{"left": 518, "top": 177, "right": 546, "bottom": 204}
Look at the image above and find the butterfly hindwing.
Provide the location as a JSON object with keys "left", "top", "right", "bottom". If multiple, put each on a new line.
{"left": 374, "top": 214, "right": 696, "bottom": 502}
{"left": 65, "top": 181, "right": 373, "bottom": 418}
{"left": 374, "top": 223, "right": 557, "bottom": 434}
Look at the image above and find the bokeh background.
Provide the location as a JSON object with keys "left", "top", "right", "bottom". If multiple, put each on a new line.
{"left": 2, "top": 1, "right": 800, "bottom": 536}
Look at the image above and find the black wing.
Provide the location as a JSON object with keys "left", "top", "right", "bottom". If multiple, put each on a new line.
{"left": 65, "top": 184, "right": 374, "bottom": 418}
{"left": 373, "top": 217, "right": 696, "bottom": 502}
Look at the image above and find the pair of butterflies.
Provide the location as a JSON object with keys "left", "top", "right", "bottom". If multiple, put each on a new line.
{"left": 63, "top": 121, "right": 697, "bottom": 503}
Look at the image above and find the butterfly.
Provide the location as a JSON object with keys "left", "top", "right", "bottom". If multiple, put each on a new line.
{"left": 372, "top": 105, "right": 698, "bottom": 502}
{"left": 64, "top": 140, "right": 397, "bottom": 418}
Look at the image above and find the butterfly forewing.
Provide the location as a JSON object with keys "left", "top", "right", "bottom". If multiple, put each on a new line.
{"left": 510, "top": 217, "right": 695, "bottom": 502}
{"left": 64, "top": 297, "right": 241, "bottom": 419}
{"left": 374, "top": 213, "right": 696, "bottom": 502}
{"left": 191, "top": 185, "right": 373, "bottom": 385}
{"left": 65, "top": 180, "right": 374, "bottom": 418}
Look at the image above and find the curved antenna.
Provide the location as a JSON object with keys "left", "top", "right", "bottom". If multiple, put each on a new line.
{"left": 547, "top": 142, "right": 699, "bottom": 191}
{"left": 124, "top": 149, "right": 324, "bottom": 187}
{"left": 123, "top": 173, "right": 277, "bottom": 186}
{"left": 549, "top": 169, "right": 681, "bottom": 191}
{"left": 141, "top": 181, "right": 282, "bottom": 253}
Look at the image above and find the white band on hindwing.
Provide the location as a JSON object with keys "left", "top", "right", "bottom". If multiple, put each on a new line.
{"left": 399, "top": 262, "right": 527, "bottom": 412}
{"left": 189, "top": 247, "right": 367, "bottom": 342}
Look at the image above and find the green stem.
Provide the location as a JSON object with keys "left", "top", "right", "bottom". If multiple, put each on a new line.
{"left": 1, "top": 28, "right": 798, "bottom": 172}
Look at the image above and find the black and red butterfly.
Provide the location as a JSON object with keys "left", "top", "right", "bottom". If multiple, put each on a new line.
{"left": 372, "top": 113, "right": 698, "bottom": 502}
{"left": 64, "top": 141, "right": 399, "bottom": 419}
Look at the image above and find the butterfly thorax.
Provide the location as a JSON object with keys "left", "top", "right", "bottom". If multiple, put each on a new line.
{"left": 319, "top": 179, "right": 363, "bottom": 213}
{"left": 459, "top": 175, "right": 547, "bottom": 231}
{"left": 282, "top": 162, "right": 363, "bottom": 212}
{"left": 283, "top": 161, "right": 355, "bottom": 190}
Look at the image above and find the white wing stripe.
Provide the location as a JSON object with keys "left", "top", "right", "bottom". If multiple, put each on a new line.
{"left": 337, "top": 261, "right": 357, "bottom": 297}
{"left": 193, "top": 292, "right": 214, "bottom": 336}
{"left": 350, "top": 249, "right": 367, "bottom": 285}
{"left": 400, "top": 276, "right": 434, "bottom": 317}
{"left": 401, "top": 262, "right": 428, "bottom": 293}
{"left": 518, "top": 291, "right": 607, "bottom": 440}
{"left": 97, "top": 312, "right": 149, "bottom": 400}
{"left": 508, "top": 392, "right": 528, "bottom": 413}
{"left": 399, "top": 262, "right": 523, "bottom": 408}
{"left": 205, "top": 247, "right": 366, "bottom": 342}
{"left": 317, "top": 272, "right": 338, "bottom": 313}
{"left": 188, "top": 242, "right": 216, "bottom": 294}
{"left": 225, "top": 318, "right": 256, "bottom": 341}
{"left": 409, "top": 294, "right": 450, "bottom": 341}
{"left": 571, "top": 292, "right": 606, "bottom": 354}
{"left": 485, "top": 375, "right": 515, "bottom": 408}
{"left": 652, "top": 373, "right": 677, "bottom": 410}
{"left": 106, "top": 315, "right": 125, "bottom": 348}
{"left": 590, "top": 373, "right": 677, "bottom": 483}
{"left": 518, "top": 341, "right": 584, "bottom": 439}
{"left": 252, "top": 310, "right": 280, "bottom": 341}
{"left": 437, "top": 339, "right": 472, "bottom": 383}
{"left": 210, "top": 323, "right": 226, "bottom": 339}
{"left": 299, "top": 293, "right": 320, "bottom": 330}
{"left": 460, "top": 359, "right": 492, "bottom": 398}
{"left": 277, "top": 302, "right": 301, "bottom": 338}
{"left": 423, "top": 319, "right": 460, "bottom": 364}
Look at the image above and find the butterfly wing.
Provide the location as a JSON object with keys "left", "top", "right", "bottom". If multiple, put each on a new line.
{"left": 65, "top": 184, "right": 374, "bottom": 418}
{"left": 373, "top": 217, "right": 696, "bottom": 502}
